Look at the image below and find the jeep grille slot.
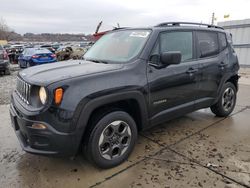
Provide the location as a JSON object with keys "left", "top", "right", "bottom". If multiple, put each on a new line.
{"left": 16, "top": 77, "right": 31, "bottom": 105}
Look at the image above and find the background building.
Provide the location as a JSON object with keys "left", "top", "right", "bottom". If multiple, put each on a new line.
{"left": 218, "top": 19, "right": 250, "bottom": 66}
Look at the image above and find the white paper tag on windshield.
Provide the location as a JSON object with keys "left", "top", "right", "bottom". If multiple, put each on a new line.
{"left": 130, "top": 31, "right": 150, "bottom": 38}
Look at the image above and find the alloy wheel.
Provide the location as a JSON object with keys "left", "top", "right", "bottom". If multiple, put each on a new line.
{"left": 98, "top": 120, "right": 131, "bottom": 160}
{"left": 222, "top": 87, "right": 235, "bottom": 112}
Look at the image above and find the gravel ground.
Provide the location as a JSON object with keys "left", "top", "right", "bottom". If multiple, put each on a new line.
{"left": 0, "top": 65, "right": 19, "bottom": 105}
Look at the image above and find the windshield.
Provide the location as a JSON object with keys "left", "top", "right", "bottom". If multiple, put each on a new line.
{"left": 84, "top": 30, "right": 151, "bottom": 63}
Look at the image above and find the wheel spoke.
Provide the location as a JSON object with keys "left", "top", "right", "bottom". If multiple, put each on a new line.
{"left": 109, "top": 120, "right": 122, "bottom": 133}
{"left": 99, "top": 130, "right": 111, "bottom": 146}
{"left": 123, "top": 127, "right": 131, "bottom": 138}
{"left": 101, "top": 145, "right": 114, "bottom": 160}
{"left": 229, "top": 91, "right": 234, "bottom": 99}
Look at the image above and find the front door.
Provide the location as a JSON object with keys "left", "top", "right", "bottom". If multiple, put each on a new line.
{"left": 147, "top": 31, "right": 200, "bottom": 125}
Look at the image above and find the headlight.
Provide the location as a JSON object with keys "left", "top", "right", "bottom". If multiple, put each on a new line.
{"left": 39, "top": 87, "right": 47, "bottom": 105}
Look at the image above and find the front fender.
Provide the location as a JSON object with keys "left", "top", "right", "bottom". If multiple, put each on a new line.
{"left": 71, "top": 90, "right": 148, "bottom": 155}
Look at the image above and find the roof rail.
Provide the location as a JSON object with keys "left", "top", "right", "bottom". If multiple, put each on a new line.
{"left": 155, "top": 22, "right": 224, "bottom": 30}
{"left": 112, "top": 27, "right": 129, "bottom": 31}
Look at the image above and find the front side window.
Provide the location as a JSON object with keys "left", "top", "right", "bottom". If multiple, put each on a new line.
{"left": 84, "top": 30, "right": 151, "bottom": 63}
{"left": 160, "top": 31, "right": 193, "bottom": 62}
{"left": 197, "top": 31, "right": 219, "bottom": 58}
{"left": 149, "top": 31, "right": 193, "bottom": 64}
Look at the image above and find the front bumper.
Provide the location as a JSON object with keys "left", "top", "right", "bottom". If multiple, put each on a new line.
{"left": 9, "top": 101, "right": 78, "bottom": 157}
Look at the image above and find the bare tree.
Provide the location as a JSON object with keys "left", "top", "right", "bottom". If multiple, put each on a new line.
{"left": 0, "top": 18, "right": 20, "bottom": 41}
{"left": 0, "top": 18, "right": 10, "bottom": 39}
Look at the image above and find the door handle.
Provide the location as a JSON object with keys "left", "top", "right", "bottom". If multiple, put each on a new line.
{"left": 186, "top": 68, "right": 198, "bottom": 74}
{"left": 219, "top": 62, "right": 226, "bottom": 67}
{"left": 219, "top": 62, "right": 227, "bottom": 70}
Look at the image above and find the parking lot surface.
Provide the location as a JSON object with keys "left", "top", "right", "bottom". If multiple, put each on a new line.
{"left": 0, "top": 67, "right": 250, "bottom": 188}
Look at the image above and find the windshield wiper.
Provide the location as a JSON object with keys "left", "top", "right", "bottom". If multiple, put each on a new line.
{"left": 85, "top": 58, "right": 108, "bottom": 64}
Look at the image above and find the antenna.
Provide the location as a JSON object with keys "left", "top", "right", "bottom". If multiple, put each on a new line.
{"left": 211, "top": 12, "right": 215, "bottom": 25}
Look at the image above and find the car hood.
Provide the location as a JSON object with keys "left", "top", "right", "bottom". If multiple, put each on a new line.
{"left": 19, "top": 60, "right": 124, "bottom": 86}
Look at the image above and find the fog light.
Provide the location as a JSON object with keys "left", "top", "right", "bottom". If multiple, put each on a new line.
{"left": 32, "top": 123, "right": 47, "bottom": 129}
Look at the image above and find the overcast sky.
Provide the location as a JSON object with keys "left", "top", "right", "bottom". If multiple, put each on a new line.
{"left": 1, "top": 0, "right": 250, "bottom": 34}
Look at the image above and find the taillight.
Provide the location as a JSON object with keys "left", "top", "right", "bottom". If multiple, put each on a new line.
{"left": 3, "top": 51, "right": 8, "bottom": 60}
{"left": 32, "top": 55, "right": 39, "bottom": 59}
{"left": 50, "top": 54, "right": 56, "bottom": 58}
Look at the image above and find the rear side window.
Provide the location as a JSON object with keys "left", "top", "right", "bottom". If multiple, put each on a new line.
{"left": 160, "top": 32, "right": 193, "bottom": 62}
{"left": 0, "top": 45, "right": 3, "bottom": 50}
{"left": 218, "top": 33, "right": 227, "bottom": 51}
{"left": 197, "top": 32, "right": 219, "bottom": 58}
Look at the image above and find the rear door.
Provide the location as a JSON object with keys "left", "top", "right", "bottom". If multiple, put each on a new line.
{"left": 194, "top": 31, "right": 224, "bottom": 109}
{"left": 147, "top": 30, "right": 201, "bottom": 125}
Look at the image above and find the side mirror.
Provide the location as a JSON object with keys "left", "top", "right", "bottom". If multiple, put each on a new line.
{"left": 160, "top": 51, "right": 181, "bottom": 66}
{"left": 149, "top": 54, "right": 160, "bottom": 63}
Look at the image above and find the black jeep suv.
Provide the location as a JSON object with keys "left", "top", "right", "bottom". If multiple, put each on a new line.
{"left": 10, "top": 22, "right": 239, "bottom": 168}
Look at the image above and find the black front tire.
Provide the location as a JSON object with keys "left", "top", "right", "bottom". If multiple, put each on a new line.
{"left": 210, "top": 82, "right": 237, "bottom": 117}
{"left": 85, "top": 111, "right": 138, "bottom": 169}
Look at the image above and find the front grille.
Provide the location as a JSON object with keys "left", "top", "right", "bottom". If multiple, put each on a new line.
{"left": 16, "top": 77, "right": 31, "bottom": 105}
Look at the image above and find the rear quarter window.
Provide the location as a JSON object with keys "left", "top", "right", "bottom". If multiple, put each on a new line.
{"left": 226, "top": 32, "right": 233, "bottom": 45}
{"left": 197, "top": 31, "right": 219, "bottom": 58}
{"left": 218, "top": 33, "right": 227, "bottom": 51}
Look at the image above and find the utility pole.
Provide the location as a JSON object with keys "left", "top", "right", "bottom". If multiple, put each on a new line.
{"left": 211, "top": 12, "right": 215, "bottom": 25}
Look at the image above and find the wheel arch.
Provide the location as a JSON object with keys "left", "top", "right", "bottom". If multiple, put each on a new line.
{"left": 214, "top": 73, "right": 239, "bottom": 105}
{"left": 72, "top": 91, "right": 148, "bottom": 154}
{"left": 225, "top": 74, "right": 240, "bottom": 91}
